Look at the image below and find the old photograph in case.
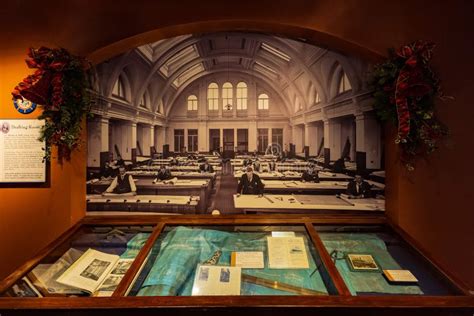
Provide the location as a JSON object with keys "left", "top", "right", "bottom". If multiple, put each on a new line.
{"left": 346, "top": 254, "right": 380, "bottom": 272}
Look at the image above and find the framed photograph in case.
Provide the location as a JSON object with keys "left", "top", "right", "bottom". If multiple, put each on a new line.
{"left": 346, "top": 254, "right": 380, "bottom": 272}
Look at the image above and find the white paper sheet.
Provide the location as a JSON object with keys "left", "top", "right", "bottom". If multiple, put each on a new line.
{"left": 231, "top": 252, "right": 264, "bottom": 269}
{"left": 267, "top": 237, "right": 309, "bottom": 269}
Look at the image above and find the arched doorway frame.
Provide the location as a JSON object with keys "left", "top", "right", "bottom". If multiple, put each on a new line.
{"left": 87, "top": 20, "right": 384, "bottom": 64}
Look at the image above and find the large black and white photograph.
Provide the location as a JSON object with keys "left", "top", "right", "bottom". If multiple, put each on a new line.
{"left": 86, "top": 32, "right": 385, "bottom": 215}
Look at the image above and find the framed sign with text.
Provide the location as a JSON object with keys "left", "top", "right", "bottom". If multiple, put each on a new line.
{"left": 0, "top": 119, "right": 49, "bottom": 186}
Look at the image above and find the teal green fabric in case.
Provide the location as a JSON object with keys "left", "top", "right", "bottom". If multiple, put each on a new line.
{"left": 137, "top": 226, "right": 328, "bottom": 296}
{"left": 121, "top": 233, "right": 151, "bottom": 259}
{"left": 319, "top": 233, "right": 423, "bottom": 295}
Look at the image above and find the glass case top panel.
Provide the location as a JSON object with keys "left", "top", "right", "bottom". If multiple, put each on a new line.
{"left": 2, "top": 225, "right": 154, "bottom": 298}
{"left": 128, "top": 225, "right": 334, "bottom": 296}
{"left": 46, "top": 225, "right": 154, "bottom": 262}
{"left": 314, "top": 225, "right": 461, "bottom": 296}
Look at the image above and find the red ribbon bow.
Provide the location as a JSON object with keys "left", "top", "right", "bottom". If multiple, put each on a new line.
{"left": 12, "top": 47, "right": 70, "bottom": 110}
{"left": 394, "top": 40, "right": 435, "bottom": 142}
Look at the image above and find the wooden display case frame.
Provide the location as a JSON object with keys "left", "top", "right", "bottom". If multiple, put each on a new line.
{"left": 0, "top": 213, "right": 472, "bottom": 315}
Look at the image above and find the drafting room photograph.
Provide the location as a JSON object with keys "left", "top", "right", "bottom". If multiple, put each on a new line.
{"left": 0, "top": 1, "right": 473, "bottom": 315}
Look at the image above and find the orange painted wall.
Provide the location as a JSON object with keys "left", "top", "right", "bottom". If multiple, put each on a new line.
{"left": 0, "top": 49, "right": 86, "bottom": 280}
{"left": 0, "top": 0, "right": 472, "bottom": 289}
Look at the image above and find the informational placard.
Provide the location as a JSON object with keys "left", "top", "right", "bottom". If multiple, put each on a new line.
{"left": 0, "top": 119, "right": 46, "bottom": 183}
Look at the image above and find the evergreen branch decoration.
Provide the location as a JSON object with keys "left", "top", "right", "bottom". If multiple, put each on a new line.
{"left": 12, "top": 47, "right": 92, "bottom": 162}
{"left": 369, "top": 40, "right": 450, "bottom": 171}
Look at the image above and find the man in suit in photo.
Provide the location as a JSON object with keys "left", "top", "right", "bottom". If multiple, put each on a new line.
{"left": 199, "top": 160, "right": 214, "bottom": 173}
{"left": 169, "top": 156, "right": 179, "bottom": 166}
{"left": 346, "top": 173, "right": 372, "bottom": 198}
{"left": 104, "top": 165, "right": 137, "bottom": 195}
{"left": 237, "top": 166, "right": 264, "bottom": 195}
{"left": 301, "top": 163, "right": 320, "bottom": 183}
{"left": 154, "top": 165, "right": 173, "bottom": 181}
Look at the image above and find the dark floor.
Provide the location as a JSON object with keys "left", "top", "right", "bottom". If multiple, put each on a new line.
{"left": 207, "top": 164, "right": 241, "bottom": 214}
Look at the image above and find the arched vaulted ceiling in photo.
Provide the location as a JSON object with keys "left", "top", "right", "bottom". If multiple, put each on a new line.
{"left": 93, "top": 31, "right": 370, "bottom": 123}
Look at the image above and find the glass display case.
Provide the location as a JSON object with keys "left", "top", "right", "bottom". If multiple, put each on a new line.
{"left": 315, "top": 225, "right": 462, "bottom": 296}
{"left": 1, "top": 224, "right": 154, "bottom": 298}
{"left": 0, "top": 214, "right": 472, "bottom": 315}
{"left": 128, "top": 225, "right": 335, "bottom": 296}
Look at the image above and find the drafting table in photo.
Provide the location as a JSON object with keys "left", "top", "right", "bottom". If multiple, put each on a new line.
{"left": 233, "top": 171, "right": 353, "bottom": 181}
{"left": 127, "top": 170, "right": 217, "bottom": 187}
{"left": 261, "top": 180, "right": 384, "bottom": 195}
{"left": 86, "top": 194, "right": 199, "bottom": 213}
{"left": 233, "top": 194, "right": 385, "bottom": 214}
{"left": 87, "top": 179, "right": 211, "bottom": 211}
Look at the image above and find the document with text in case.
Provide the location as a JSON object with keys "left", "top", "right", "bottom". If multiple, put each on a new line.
{"left": 231, "top": 251, "right": 264, "bottom": 269}
{"left": 267, "top": 236, "right": 309, "bottom": 269}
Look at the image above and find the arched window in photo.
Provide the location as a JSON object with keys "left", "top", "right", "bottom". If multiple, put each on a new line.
{"left": 222, "top": 82, "right": 233, "bottom": 111}
{"left": 207, "top": 82, "right": 219, "bottom": 111}
{"left": 187, "top": 95, "right": 198, "bottom": 111}
{"left": 236, "top": 81, "right": 247, "bottom": 110}
{"left": 258, "top": 93, "right": 269, "bottom": 110}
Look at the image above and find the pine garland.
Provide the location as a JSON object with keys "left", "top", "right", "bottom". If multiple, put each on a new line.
{"left": 12, "top": 47, "right": 92, "bottom": 162}
{"left": 369, "top": 41, "right": 449, "bottom": 171}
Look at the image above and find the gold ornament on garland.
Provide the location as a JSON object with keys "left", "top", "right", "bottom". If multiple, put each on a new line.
{"left": 12, "top": 47, "right": 92, "bottom": 162}
{"left": 369, "top": 40, "right": 451, "bottom": 171}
